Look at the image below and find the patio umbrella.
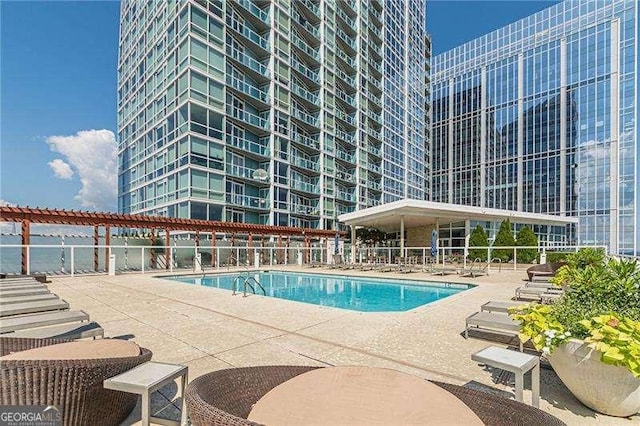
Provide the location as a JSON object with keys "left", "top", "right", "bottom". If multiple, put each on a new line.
{"left": 430, "top": 229, "right": 438, "bottom": 258}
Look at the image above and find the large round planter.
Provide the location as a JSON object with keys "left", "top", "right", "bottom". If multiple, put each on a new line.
{"left": 548, "top": 338, "right": 640, "bottom": 417}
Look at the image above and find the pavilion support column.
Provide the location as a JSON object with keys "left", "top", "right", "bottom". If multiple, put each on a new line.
{"left": 248, "top": 233, "right": 254, "bottom": 265}
{"left": 304, "top": 235, "right": 310, "bottom": 263}
{"left": 435, "top": 217, "right": 440, "bottom": 264}
{"left": 104, "top": 225, "right": 111, "bottom": 269}
{"left": 400, "top": 216, "right": 405, "bottom": 258}
{"left": 195, "top": 231, "right": 200, "bottom": 248}
{"left": 150, "top": 229, "right": 156, "bottom": 269}
{"left": 211, "top": 231, "right": 216, "bottom": 267}
{"left": 350, "top": 225, "right": 356, "bottom": 264}
{"left": 165, "top": 229, "right": 171, "bottom": 270}
{"left": 286, "top": 236, "right": 290, "bottom": 265}
{"left": 93, "top": 225, "right": 100, "bottom": 272}
{"left": 21, "top": 220, "right": 30, "bottom": 275}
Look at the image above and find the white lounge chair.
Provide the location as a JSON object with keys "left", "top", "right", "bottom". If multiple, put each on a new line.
{"left": 6, "top": 321, "right": 104, "bottom": 339}
{"left": 0, "top": 310, "right": 90, "bottom": 334}
{"left": 465, "top": 311, "right": 523, "bottom": 351}
{"left": 0, "top": 299, "right": 70, "bottom": 317}
{"left": 0, "top": 293, "right": 59, "bottom": 305}
{"left": 0, "top": 288, "right": 51, "bottom": 297}
{"left": 481, "top": 301, "right": 527, "bottom": 314}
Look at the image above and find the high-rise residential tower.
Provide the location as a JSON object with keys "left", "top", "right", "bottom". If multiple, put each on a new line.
{"left": 117, "top": 0, "right": 429, "bottom": 231}
{"left": 432, "top": 0, "right": 638, "bottom": 254}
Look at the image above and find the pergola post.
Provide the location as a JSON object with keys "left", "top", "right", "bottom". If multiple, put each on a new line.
{"left": 435, "top": 217, "right": 440, "bottom": 264}
{"left": 104, "top": 225, "right": 111, "bottom": 269}
{"left": 150, "top": 228, "right": 156, "bottom": 269}
{"left": 93, "top": 225, "right": 100, "bottom": 271}
{"left": 277, "top": 235, "right": 283, "bottom": 264}
{"left": 304, "top": 234, "right": 310, "bottom": 263}
{"left": 21, "top": 220, "right": 30, "bottom": 275}
{"left": 165, "top": 228, "right": 171, "bottom": 270}
{"left": 286, "top": 235, "right": 290, "bottom": 265}
{"left": 248, "top": 233, "right": 254, "bottom": 265}
{"left": 210, "top": 230, "right": 216, "bottom": 267}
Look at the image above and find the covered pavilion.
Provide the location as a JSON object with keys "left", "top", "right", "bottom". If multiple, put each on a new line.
{"left": 338, "top": 199, "right": 579, "bottom": 261}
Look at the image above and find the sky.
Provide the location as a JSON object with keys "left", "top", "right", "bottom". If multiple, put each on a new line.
{"left": 0, "top": 0, "right": 560, "bottom": 213}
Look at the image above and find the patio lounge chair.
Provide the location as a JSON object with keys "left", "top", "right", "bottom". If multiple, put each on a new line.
{"left": 0, "top": 293, "right": 58, "bottom": 305}
{"left": 0, "top": 310, "right": 90, "bottom": 334}
{"left": 480, "top": 300, "right": 528, "bottom": 314}
{"left": 0, "top": 299, "right": 69, "bottom": 317}
{"left": 0, "top": 287, "right": 50, "bottom": 297}
{"left": 0, "top": 337, "right": 152, "bottom": 425}
{"left": 185, "top": 366, "right": 565, "bottom": 426}
{"left": 526, "top": 261, "right": 567, "bottom": 281}
{"left": 6, "top": 321, "right": 104, "bottom": 339}
{"left": 465, "top": 311, "right": 523, "bottom": 351}
{"left": 515, "top": 286, "right": 563, "bottom": 301}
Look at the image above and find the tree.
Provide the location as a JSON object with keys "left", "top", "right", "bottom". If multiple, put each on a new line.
{"left": 355, "top": 227, "right": 388, "bottom": 245}
{"left": 515, "top": 226, "right": 538, "bottom": 263}
{"left": 492, "top": 219, "right": 516, "bottom": 262}
{"left": 468, "top": 225, "right": 489, "bottom": 261}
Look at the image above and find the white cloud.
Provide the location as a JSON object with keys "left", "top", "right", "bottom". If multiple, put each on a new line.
{"left": 48, "top": 159, "right": 74, "bottom": 180}
{"left": 46, "top": 129, "right": 117, "bottom": 211}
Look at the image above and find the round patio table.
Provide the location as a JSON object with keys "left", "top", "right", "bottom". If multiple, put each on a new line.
{"left": 247, "top": 366, "right": 484, "bottom": 425}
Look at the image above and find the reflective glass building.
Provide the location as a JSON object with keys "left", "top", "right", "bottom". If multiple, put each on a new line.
{"left": 117, "top": 0, "right": 428, "bottom": 231}
{"left": 432, "top": 0, "right": 638, "bottom": 254}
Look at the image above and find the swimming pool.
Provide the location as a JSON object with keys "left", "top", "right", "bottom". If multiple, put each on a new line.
{"left": 163, "top": 271, "right": 473, "bottom": 312}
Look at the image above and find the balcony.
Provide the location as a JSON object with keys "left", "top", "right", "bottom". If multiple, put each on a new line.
{"left": 336, "top": 128, "right": 356, "bottom": 145}
{"left": 227, "top": 75, "right": 269, "bottom": 104}
{"left": 368, "top": 180, "right": 382, "bottom": 191}
{"left": 336, "top": 191, "right": 355, "bottom": 203}
{"left": 335, "top": 149, "right": 355, "bottom": 163}
{"left": 226, "top": 193, "right": 270, "bottom": 209}
{"left": 338, "top": 0, "right": 357, "bottom": 17}
{"left": 336, "top": 204, "right": 356, "bottom": 215}
{"left": 368, "top": 128, "right": 382, "bottom": 141}
{"left": 291, "top": 106, "right": 319, "bottom": 128}
{"left": 291, "top": 131, "right": 320, "bottom": 151}
{"left": 370, "top": 59, "right": 383, "bottom": 76}
{"left": 336, "top": 28, "right": 356, "bottom": 53}
{"left": 291, "top": 8, "right": 320, "bottom": 41}
{"left": 226, "top": 164, "right": 271, "bottom": 184}
{"left": 336, "top": 89, "right": 356, "bottom": 109}
{"left": 370, "top": 7, "right": 382, "bottom": 25}
{"left": 368, "top": 144, "right": 381, "bottom": 157}
{"left": 227, "top": 17, "right": 270, "bottom": 53}
{"left": 336, "top": 48, "right": 357, "bottom": 71}
{"left": 290, "top": 81, "right": 319, "bottom": 107}
{"left": 291, "top": 33, "right": 320, "bottom": 63}
{"left": 291, "top": 180, "right": 319, "bottom": 194}
{"left": 335, "top": 168, "right": 355, "bottom": 184}
{"left": 298, "top": 0, "right": 320, "bottom": 20}
{"left": 335, "top": 108, "right": 356, "bottom": 127}
{"left": 228, "top": 106, "right": 270, "bottom": 131}
{"left": 290, "top": 56, "right": 320, "bottom": 85}
{"left": 290, "top": 154, "right": 320, "bottom": 173}
{"left": 335, "top": 6, "right": 355, "bottom": 31}
{"left": 226, "top": 134, "right": 269, "bottom": 158}
{"left": 227, "top": 44, "right": 269, "bottom": 80}
{"left": 335, "top": 67, "right": 356, "bottom": 87}
{"left": 290, "top": 202, "right": 320, "bottom": 216}
{"left": 368, "top": 163, "right": 382, "bottom": 174}
{"left": 236, "top": 0, "right": 270, "bottom": 27}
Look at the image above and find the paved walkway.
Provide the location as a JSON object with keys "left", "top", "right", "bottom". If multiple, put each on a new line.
{"left": 45, "top": 267, "right": 637, "bottom": 425}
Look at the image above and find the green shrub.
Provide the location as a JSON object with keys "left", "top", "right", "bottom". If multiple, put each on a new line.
{"left": 510, "top": 257, "right": 640, "bottom": 375}
{"left": 543, "top": 252, "right": 569, "bottom": 263}
{"left": 468, "top": 225, "right": 489, "bottom": 261}
{"left": 492, "top": 219, "right": 515, "bottom": 261}
{"left": 515, "top": 226, "right": 538, "bottom": 263}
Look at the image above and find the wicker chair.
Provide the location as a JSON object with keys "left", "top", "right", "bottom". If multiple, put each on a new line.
{"left": 0, "top": 337, "right": 152, "bottom": 426}
{"left": 185, "top": 366, "right": 566, "bottom": 426}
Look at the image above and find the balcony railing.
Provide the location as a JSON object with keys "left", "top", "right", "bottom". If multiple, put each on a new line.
{"left": 237, "top": 0, "right": 270, "bottom": 25}
{"left": 291, "top": 33, "right": 320, "bottom": 61}
{"left": 291, "top": 9, "right": 320, "bottom": 39}
{"left": 291, "top": 57, "right": 320, "bottom": 83}
{"left": 298, "top": 0, "right": 320, "bottom": 17}
{"left": 336, "top": 170, "right": 355, "bottom": 183}
{"left": 291, "top": 154, "right": 320, "bottom": 172}
{"left": 290, "top": 203, "right": 320, "bottom": 215}
{"left": 291, "top": 107, "right": 319, "bottom": 127}
{"left": 336, "top": 6, "right": 354, "bottom": 28}
{"left": 368, "top": 163, "right": 382, "bottom": 174}
{"left": 227, "top": 45, "right": 268, "bottom": 77}
{"left": 368, "top": 180, "right": 382, "bottom": 191}
{"left": 229, "top": 107, "right": 270, "bottom": 130}
{"left": 291, "top": 132, "right": 320, "bottom": 150}
{"left": 336, "top": 48, "right": 357, "bottom": 69}
{"left": 226, "top": 163, "right": 271, "bottom": 182}
{"left": 228, "top": 17, "right": 269, "bottom": 50}
{"left": 228, "top": 75, "right": 269, "bottom": 103}
{"left": 226, "top": 134, "right": 269, "bottom": 157}
{"left": 336, "top": 191, "right": 355, "bottom": 202}
{"left": 335, "top": 67, "right": 356, "bottom": 87}
{"left": 290, "top": 81, "right": 319, "bottom": 105}
{"left": 336, "top": 28, "right": 356, "bottom": 51}
{"left": 226, "top": 193, "right": 270, "bottom": 209}
{"left": 336, "top": 90, "right": 356, "bottom": 107}
{"left": 335, "top": 109, "right": 356, "bottom": 126}
{"left": 336, "top": 150, "right": 355, "bottom": 163}
{"left": 291, "top": 180, "right": 318, "bottom": 193}
{"left": 336, "top": 128, "right": 355, "bottom": 144}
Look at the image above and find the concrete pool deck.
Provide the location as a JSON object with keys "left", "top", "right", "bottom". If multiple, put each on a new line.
{"left": 44, "top": 267, "right": 637, "bottom": 425}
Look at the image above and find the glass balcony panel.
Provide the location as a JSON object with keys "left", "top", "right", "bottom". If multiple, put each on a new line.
{"left": 228, "top": 75, "right": 269, "bottom": 102}
{"left": 237, "top": 0, "right": 270, "bottom": 25}
{"left": 226, "top": 193, "right": 270, "bottom": 208}
{"left": 227, "top": 134, "right": 269, "bottom": 157}
{"left": 227, "top": 45, "right": 269, "bottom": 77}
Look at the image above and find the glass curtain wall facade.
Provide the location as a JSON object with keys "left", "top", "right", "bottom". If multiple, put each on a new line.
{"left": 117, "top": 0, "right": 428, "bottom": 231}
{"left": 432, "top": 0, "right": 638, "bottom": 254}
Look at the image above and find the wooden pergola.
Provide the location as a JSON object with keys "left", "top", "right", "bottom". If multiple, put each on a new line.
{"left": 0, "top": 206, "right": 343, "bottom": 274}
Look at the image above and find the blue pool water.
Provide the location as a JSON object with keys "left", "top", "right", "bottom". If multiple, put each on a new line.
{"left": 163, "top": 271, "right": 473, "bottom": 312}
